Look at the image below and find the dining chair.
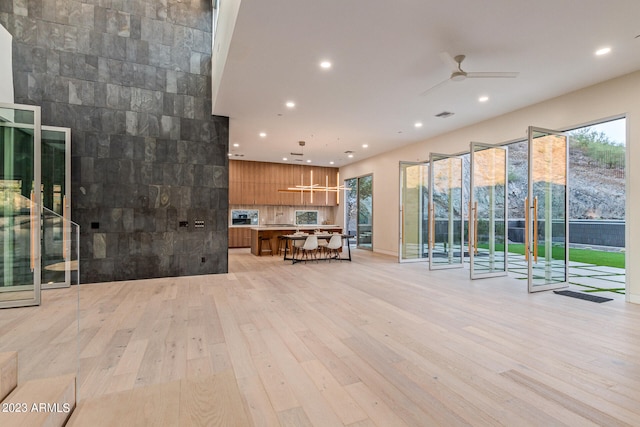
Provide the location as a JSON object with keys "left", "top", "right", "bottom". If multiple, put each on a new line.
{"left": 324, "top": 234, "right": 343, "bottom": 260}
{"left": 317, "top": 234, "right": 329, "bottom": 255}
{"left": 292, "top": 232, "right": 307, "bottom": 259}
{"left": 300, "top": 235, "right": 318, "bottom": 261}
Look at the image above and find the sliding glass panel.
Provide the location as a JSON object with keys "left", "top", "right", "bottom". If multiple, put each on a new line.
{"left": 470, "top": 143, "right": 508, "bottom": 278}
{"left": 344, "top": 178, "right": 357, "bottom": 239}
{"left": 357, "top": 175, "right": 373, "bottom": 250}
{"left": 0, "top": 103, "right": 41, "bottom": 308}
{"left": 41, "top": 127, "right": 71, "bottom": 288}
{"left": 527, "top": 127, "right": 569, "bottom": 292}
{"left": 400, "top": 162, "right": 429, "bottom": 262}
{"left": 429, "top": 153, "right": 463, "bottom": 270}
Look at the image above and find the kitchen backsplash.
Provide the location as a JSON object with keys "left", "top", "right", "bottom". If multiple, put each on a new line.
{"left": 229, "top": 205, "right": 339, "bottom": 226}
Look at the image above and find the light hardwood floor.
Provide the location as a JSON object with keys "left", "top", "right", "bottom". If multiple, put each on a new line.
{"left": 1, "top": 248, "right": 640, "bottom": 426}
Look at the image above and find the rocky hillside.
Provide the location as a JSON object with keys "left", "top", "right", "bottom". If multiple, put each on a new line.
{"left": 507, "top": 141, "right": 625, "bottom": 219}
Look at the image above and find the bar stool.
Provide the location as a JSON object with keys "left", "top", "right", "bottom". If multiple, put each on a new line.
{"left": 259, "top": 236, "right": 273, "bottom": 256}
{"left": 277, "top": 235, "right": 288, "bottom": 256}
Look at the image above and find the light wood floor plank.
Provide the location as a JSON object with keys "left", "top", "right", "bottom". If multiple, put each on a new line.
{"left": 301, "top": 358, "right": 368, "bottom": 425}
{"left": 296, "top": 329, "right": 361, "bottom": 386}
{"left": 237, "top": 375, "right": 282, "bottom": 427}
{"left": 1, "top": 248, "right": 640, "bottom": 426}
{"left": 259, "top": 327, "right": 345, "bottom": 427}
{"left": 344, "top": 381, "right": 409, "bottom": 427}
{"left": 241, "top": 323, "right": 301, "bottom": 412}
{"left": 179, "top": 370, "right": 251, "bottom": 427}
{"left": 277, "top": 406, "right": 314, "bottom": 427}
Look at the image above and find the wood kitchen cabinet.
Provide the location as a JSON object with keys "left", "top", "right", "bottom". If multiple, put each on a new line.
{"left": 229, "top": 160, "right": 340, "bottom": 206}
{"left": 229, "top": 227, "right": 252, "bottom": 248}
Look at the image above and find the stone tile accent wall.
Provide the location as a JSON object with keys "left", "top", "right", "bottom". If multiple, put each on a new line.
{"left": 1, "top": 0, "right": 229, "bottom": 282}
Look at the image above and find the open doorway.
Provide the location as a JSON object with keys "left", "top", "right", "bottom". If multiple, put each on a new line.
{"left": 344, "top": 174, "right": 373, "bottom": 250}
{"left": 505, "top": 118, "right": 626, "bottom": 295}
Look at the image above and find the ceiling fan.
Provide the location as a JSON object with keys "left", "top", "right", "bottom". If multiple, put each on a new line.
{"left": 420, "top": 52, "right": 519, "bottom": 96}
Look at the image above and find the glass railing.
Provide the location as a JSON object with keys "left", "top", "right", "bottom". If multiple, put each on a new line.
{"left": 1, "top": 192, "right": 80, "bottom": 391}
{"left": 0, "top": 193, "right": 80, "bottom": 306}
{"left": 42, "top": 205, "right": 80, "bottom": 288}
{"left": 0, "top": 192, "right": 40, "bottom": 307}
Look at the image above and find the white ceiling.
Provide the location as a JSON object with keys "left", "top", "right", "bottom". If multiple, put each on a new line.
{"left": 213, "top": 0, "right": 640, "bottom": 167}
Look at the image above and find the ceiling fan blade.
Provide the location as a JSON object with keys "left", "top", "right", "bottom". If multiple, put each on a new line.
{"left": 419, "top": 78, "right": 451, "bottom": 96}
{"left": 439, "top": 51, "right": 459, "bottom": 72}
{"left": 466, "top": 71, "right": 519, "bottom": 78}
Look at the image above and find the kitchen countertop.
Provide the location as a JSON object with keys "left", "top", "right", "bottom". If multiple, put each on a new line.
{"left": 250, "top": 225, "right": 341, "bottom": 231}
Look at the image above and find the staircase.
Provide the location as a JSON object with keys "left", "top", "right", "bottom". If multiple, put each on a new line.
{"left": 0, "top": 352, "right": 76, "bottom": 427}
{"left": 0, "top": 352, "right": 250, "bottom": 426}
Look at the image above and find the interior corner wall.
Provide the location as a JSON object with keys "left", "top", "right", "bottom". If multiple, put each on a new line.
{"left": 1, "top": 1, "right": 229, "bottom": 282}
{"left": 0, "top": 23, "right": 14, "bottom": 103}
{"left": 339, "top": 71, "right": 640, "bottom": 304}
{"left": 211, "top": 0, "right": 241, "bottom": 112}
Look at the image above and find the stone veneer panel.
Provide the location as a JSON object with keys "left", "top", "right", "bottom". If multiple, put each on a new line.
{"left": 1, "top": 0, "right": 229, "bottom": 282}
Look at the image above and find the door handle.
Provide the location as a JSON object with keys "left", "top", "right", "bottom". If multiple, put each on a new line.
{"left": 468, "top": 201, "right": 473, "bottom": 253}
{"left": 473, "top": 201, "right": 478, "bottom": 256}
{"left": 533, "top": 196, "right": 539, "bottom": 262}
{"left": 469, "top": 201, "right": 479, "bottom": 255}
{"left": 429, "top": 204, "right": 435, "bottom": 247}
{"left": 524, "top": 197, "right": 529, "bottom": 261}
{"left": 30, "top": 191, "right": 35, "bottom": 271}
{"left": 401, "top": 208, "right": 405, "bottom": 244}
{"left": 63, "top": 195, "right": 68, "bottom": 260}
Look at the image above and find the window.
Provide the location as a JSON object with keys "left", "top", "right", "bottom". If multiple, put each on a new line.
{"left": 295, "top": 210, "right": 319, "bottom": 225}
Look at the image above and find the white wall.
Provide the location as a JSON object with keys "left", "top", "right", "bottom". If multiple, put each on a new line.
{"left": 0, "top": 23, "right": 14, "bottom": 104}
{"left": 211, "top": 0, "right": 241, "bottom": 112}
{"left": 340, "top": 71, "right": 640, "bottom": 304}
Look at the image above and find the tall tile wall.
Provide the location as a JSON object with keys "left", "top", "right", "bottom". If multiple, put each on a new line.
{"left": 1, "top": 0, "right": 229, "bottom": 282}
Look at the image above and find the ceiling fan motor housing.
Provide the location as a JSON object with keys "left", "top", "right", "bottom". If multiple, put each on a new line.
{"left": 451, "top": 71, "right": 467, "bottom": 81}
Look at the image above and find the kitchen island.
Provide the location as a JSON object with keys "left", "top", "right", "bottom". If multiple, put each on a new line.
{"left": 250, "top": 225, "right": 343, "bottom": 256}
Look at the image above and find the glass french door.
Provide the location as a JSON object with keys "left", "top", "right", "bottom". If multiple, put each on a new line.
{"left": 357, "top": 175, "right": 373, "bottom": 250}
{"left": 399, "top": 162, "right": 429, "bottom": 262}
{"left": 469, "top": 143, "right": 508, "bottom": 279}
{"left": 41, "top": 126, "right": 72, "bottom": 289}
{"left": 527, "top": 127, "right": 569, "bottom": 292}
{"left": 344, "top": 174, "right": 373, "bottom": 250}
{"left": 0, "top": 103, "right": 41, "bottom": 308}
{"left": 428, "top": 153, "right": 463, "bottom": 270}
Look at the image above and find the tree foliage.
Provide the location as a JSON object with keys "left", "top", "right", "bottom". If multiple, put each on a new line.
{"left": 570, "top": 127, "right": 625, "bottom": 169}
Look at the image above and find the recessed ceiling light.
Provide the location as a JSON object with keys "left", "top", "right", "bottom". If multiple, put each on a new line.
{"left": 306, "top": 159, "right": 312, "bottom": 163}
{"left": 227, "top": 153, "right": 232, "bottom": 156}
{"left": 259, "top": 132, "right": 267, "bottom": 137}
{"left": 595, "top": 47, "right": 611, "bottom": 56}
{"left": 348, "top": 154, "right": 354, "bottom": 158}
{"left": 320, "top": 61, "right": 332, "bottom": 69}
{"left": 233, "top": 143, "right": 239, "bottom": 147}
{"left": 478, "top": 96, "right": 489, "bottom": 103}
{"left": 285, "top": 101, "right": 296, "bottom": 108}
{"left": 414, "top": 122, "right": 423, "bottom": 128}
{"left": 282, "top": 157, "right": 288, "bottom": 161}
{"left": 329, "top": 161, "right": 334, "bottom": 165}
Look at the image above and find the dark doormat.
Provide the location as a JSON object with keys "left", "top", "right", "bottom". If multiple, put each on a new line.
{"left": 553, "top": 290, "right": 613, "bottom": 303}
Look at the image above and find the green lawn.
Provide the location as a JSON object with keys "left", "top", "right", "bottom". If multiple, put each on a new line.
{"left": 479, "top": 243, "right": 625, "bottom": 268}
